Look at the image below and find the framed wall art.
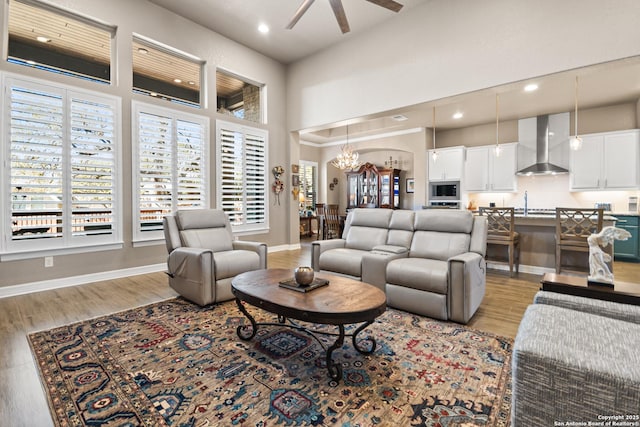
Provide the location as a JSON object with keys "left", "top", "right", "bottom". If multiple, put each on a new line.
{"left": 406, "top": 178, "right": 415, "bottom": 193}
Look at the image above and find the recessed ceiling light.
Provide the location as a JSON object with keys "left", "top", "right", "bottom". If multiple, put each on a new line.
{"left": 258, "top": 23, "right": 269, "bottom": 34}
{"left": 453, "top": 112, "right": 463, "bottom": 119}
{"left": 36, "top": 36, "right": 51, "bottom": 43}
{"left": 188, "top": 81, "right": 195, "bottom": 85}
{"left": 174, "top": 78, "right": 182, "bottom": 83}
{"left": 137, "top": 47, "right": 149, "bottom": 54}
{"left": 524, "top": 83, "right": 539, "bottom": 92}
{"left": 392, "top": 114, "right": 408, "bottom": 121}
{"left": 150, "top": 92, "right": 158, "bottom": 97}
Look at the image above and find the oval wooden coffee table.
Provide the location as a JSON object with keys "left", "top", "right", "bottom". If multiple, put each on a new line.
{"left": 231, "top": 268, "right": 387, "bottom": 381}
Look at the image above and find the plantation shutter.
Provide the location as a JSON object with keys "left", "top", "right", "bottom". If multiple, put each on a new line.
{"left": 69, "top": 95, "right": 116, "bottom": 236}
{"left": 244, "top": 131, "right": 266, "bottom": 225}
{"left": 216, "top": 120, "right": 268, "bottom": 232}
{"left": 9, "top": 84, "right": 64, "bottom": 241}
{"left": 301, "top": 163, "right": 316, "bottom": 209}
{"left": 4, "top": 77, "right": 121, "bottom": 256}
{"left": 138, "top": 112, "right": 173, "bottom": 233}
{"left": 176, "top": 119, "right": 206, "bottom": 209}
{"left": 219, "top": 127, "right": 244, "bottom": 226}
{"left": 133, "top": 102, "right": 209, "bottom": 242}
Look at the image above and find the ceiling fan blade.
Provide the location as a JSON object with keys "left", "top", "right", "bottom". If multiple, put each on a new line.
{"left": 365, "top": 0, "right": 404, "bottom": 13}
{"left": 286, "top": 0, "right": 315, "bottom": 30}
{"left": 329, "top": 0, "right": 350, "bottom": 33}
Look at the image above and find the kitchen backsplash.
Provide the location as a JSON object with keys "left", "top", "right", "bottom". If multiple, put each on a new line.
{"left": 464, "top": 174, "right": 640, "bottom": 213}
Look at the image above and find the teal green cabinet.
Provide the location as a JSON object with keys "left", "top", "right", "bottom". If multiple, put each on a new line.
{"left": 614, "top": 215, "right": 640, "bottom": 262}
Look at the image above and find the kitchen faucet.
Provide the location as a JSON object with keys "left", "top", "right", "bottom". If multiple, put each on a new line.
{"left": 524, "top": 191, "right": 528, "bottom": 216}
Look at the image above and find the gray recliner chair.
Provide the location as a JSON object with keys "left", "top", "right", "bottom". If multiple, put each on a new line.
{"left": 163, "top": 209, "right": 267, "bottom": 306}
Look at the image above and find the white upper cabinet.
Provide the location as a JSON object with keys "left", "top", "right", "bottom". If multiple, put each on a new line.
{"left": 428, "top": 146, "right": 465, "bottom": 181}
{"left": 465, "top": 143, "right": 518, "bottom": 192}
{"left": 570, "top": 130, "right": 640, "bottom": 191}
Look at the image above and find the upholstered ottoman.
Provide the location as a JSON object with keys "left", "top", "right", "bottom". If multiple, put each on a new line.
{"left": 512, "top": 303, "right": 640, "bottom": 425}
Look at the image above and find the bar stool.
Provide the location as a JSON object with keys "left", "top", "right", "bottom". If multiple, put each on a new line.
{"left": 555, "top": 207, "right": 603, "bottom": 274}
{"left": 480, "top": 207, "right": 520, "bottom": 277}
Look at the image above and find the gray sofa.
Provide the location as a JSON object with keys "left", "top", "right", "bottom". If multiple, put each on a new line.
{"left": 512, "top": 291, "right": 640, "bottom": 425}
{"left": 311, "top": 208, "right": 488, "bottom": 324}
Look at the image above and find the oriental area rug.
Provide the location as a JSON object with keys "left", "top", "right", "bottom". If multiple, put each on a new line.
{"left": 29, "top": 298, "right": 512, "bottom": 426}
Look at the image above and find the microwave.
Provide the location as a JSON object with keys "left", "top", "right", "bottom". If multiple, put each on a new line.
{"left": 430, "top": 181, "right": 460, "bottom": 200}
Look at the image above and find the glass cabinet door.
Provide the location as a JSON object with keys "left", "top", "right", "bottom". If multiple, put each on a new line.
{"left": 347, "top": 174, "right": 359, "bottom": 209}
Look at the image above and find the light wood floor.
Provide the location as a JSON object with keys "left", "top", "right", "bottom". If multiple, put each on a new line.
{"left": 1, "top": 240, "right": 639, "bottom": 426}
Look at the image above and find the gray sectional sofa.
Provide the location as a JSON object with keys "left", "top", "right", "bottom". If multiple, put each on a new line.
{"left": 512, "top": 291, "right": 640, "bottom": 425}
{"left": 311, "top": 208, "right": 488, "bottom": 324}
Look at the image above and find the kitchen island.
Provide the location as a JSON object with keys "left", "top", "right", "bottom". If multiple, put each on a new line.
{"left": 484, "top": 210, "right": 617, "bottom": 274}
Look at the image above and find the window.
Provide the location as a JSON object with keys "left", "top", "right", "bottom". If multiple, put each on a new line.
{"left": 132, "top": 101, "right": 209, "bottom": 242}
{"left": 299, "top": 161, "right": 317, "bottom": 210}
{"left": 132, "top": 36, "right": 203, "bottom": 107}
{"left": 216, "top": 120, "right": 268, "bottom": 233}
{"left": 216, "top": 70, "right": 263, "bottom": 124}
{"left": 7, "top": 0, "right": 115, "bottom": 84}
{"left": 2, "top": 75, "right": 121, "bottom": 259}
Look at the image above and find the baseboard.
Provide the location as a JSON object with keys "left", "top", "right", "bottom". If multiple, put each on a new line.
{"left": 0, "top": 244, "right": 305, "bottom": 299}
{"left": 268, "top": 243, "right": 301, "bottom": 252}
{"left": 487, "top": 262, "right": 553, "bottom": 276}
{"left": 0, "top": 263, "right": 166, "bottom": 299}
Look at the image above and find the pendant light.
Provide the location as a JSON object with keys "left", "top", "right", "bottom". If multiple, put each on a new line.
{"left": 431, "top": 106, "right": 439, "bottom": 162}
{"left": 569, "top": 76, "right": 583, "bottom": 150}
{"left": 331, "top": 124, "right": 362, "bottom": 170}
{"left": 494, "top": 93, "right": 502, "bottom": 157}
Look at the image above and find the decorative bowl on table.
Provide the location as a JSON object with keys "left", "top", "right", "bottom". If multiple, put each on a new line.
{"left": 294, "top": 266, "right": 314, "bottom": 287}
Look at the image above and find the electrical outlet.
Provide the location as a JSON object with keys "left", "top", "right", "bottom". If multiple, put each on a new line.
{"left": 44, "top": 256, "right": 54, "bottom": 268}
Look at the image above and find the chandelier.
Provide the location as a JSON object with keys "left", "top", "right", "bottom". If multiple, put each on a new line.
{"left": 331, "top": 125, "right": 362, "bottom": 170}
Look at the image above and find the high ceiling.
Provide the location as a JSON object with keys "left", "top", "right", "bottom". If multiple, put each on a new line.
{"left": 147, "top": 1, "right": 640, "bottom": 145}
{"left": 147, "top": 0, "right": 426, "bottom": 64}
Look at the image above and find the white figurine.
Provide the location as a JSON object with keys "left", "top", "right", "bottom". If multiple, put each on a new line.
{"left": 587, "top": 226, "right": 631, "bottom": 284}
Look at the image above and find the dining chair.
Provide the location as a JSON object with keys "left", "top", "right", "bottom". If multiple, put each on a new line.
{"left": 480, "top": 207, "right": 520, "bottom": 277}
{"left": 315, "top": 203, "right": 325, "bottom": 240}
{"left": 555, "top": 207, "right": 604, "bottom": 274}
{"left": 324, "top": 204, "right": 341, "bottom": 239}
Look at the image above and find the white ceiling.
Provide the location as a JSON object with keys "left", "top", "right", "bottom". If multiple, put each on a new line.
{"left": 147, "top": 0, "right": 426, "bottom": 64}
{"left": 148, "top": 0, "right": 640, "bottom": 144}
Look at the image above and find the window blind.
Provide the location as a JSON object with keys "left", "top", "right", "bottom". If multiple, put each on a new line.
{"left": 3, "top": 77, "right": 120, "bottom": 254}
{"left": 133, "top": 102, "right": 208, "bottom": 241}
{"left": 217, "top": 121, "right": 268, "bottom": 232}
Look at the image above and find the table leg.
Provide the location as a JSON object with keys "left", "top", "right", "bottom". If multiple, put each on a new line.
{"left": 326, "top": 324, "right": 344, "bottom": 380}
{"left": 235, "top": 298, "right": 257, "bottom": 340}
{"left": 352, "top": 320, "right": 376, "bottom": 354}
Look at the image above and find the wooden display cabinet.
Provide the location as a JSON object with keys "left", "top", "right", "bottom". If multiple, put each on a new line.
{"left": 346, "top": 163, "right": 401, "bottom": 209}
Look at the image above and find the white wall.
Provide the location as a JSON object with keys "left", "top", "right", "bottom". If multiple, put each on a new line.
{"left": 287, "top": 0, "right": 640, "bottom": 131}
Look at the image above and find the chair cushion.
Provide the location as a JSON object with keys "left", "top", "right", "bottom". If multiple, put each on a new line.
{"left": 386, "top": 258, "right": 449, "bottom": 294}
{"left": 177, "top": 210, "right": 233, "bottom": 252}
{"left": 387, "top": 209, "right": 414, "bottom": 249}
{"left": 319, "top": 248, "right": 368, "bottom": 277}
{"left": 414, "top": 210, "right": 474, "bottom": 233}
{"left": 345, "top": 226, "right": 388, "bottom": 251}
{"left": 213, "top": 250, "right": 261, "bottom": 280}
{"left": 410, "top": 230, "right": 471, "bottom": 261}
{"left": 349, "top": 208, "right": 393, "bottom": 228}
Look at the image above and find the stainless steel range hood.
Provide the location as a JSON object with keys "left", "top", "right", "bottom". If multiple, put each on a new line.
{"left": 516, "top": 115, "right": 569, "bottom": 175}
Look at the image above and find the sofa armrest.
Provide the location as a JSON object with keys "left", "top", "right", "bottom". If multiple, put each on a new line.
{"left": 448, "top": 252, "right": 486, "bottom": 324}
{"left": 361, "top": 251, "right": 408, "bottom": 290}
{"left": 533, "top": 290, "right": 640, "bottom": 324}
{"left": 167, "top": 247, "right": 214, "bottom": 284}
{"left": 233, "top": 240, "right": 267, "bottom": 269}
{"left": 311, "top": 239, "right": 346, "bottom": 271}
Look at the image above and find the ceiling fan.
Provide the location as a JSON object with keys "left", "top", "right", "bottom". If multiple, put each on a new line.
{"left": 286, "top": 0, "right": 404, "bottom": 34}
